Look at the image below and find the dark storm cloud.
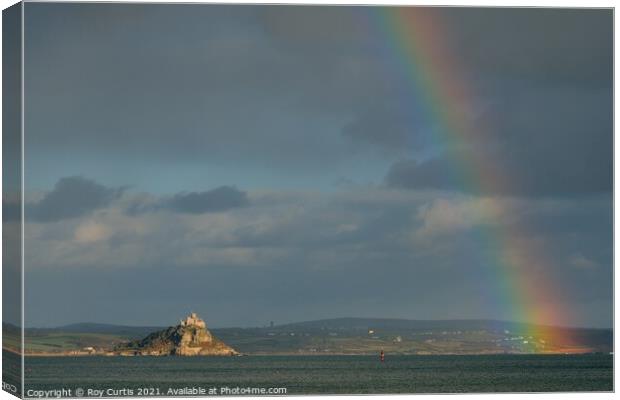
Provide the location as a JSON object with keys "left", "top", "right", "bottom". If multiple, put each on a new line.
{"left": 24, "top": 4, "right": 612, "bottom": 184}
{"left": 439, "top": 8, "right": 613, "bottom": 88}
{"left": 385, "top": 84, "right": 612, "bottom": 196}
{"left": 27, "top": 176, "right": 124, "bottom": 222}
{"left": 25, "top": 177, "right": 250, "bottom": 218}
{"left": 386, "top": 158, "right": 458, "bottom": 191}
{"left": 259, "top": 7, "right": 612, "bottom": 88}
{"left": 125, "top": 186, "right": 250, "bottom": 215}
{"left": 24, "top": 3, "right": 361, "bottom": 169}
{"left": 342, "top": 100, "right": 435, "bottom": 152}
{"left": 165, "top": 186, "right": 249, "bottom": 214}
{"left": 340, "top": 8, "right": 612, "bottom": 197}
{"left": 21, "top": 4, "right": 613, "bottom": 329}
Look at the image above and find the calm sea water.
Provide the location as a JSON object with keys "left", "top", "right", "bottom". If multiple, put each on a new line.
{"left": 24, "top": 354, "right": 612, "bottom": 396}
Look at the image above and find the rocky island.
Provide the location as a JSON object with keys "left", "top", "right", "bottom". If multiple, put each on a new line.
{"left": 114, "top": 313, "right": 238, "bottom": 356}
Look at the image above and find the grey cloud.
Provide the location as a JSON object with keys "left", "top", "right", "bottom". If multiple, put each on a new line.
{"left": 23, "top": 188, "right": 612, "bottom": 328}
{"left": 165, "top": 186, "right": 249, "bottom": 214}
{"left": 386, "top": 158, "right": 459, "bottom": 192}
{"left": 384, "top": 84, "right": 612, "bottom": 196}
{"left": 26, "top": 180, "right": 250, "bottom": 218}
{"left": 342, "top": 102, "right": 434, "bottom": 152}
{"left": 341, "top": 9, "right": 612, "bottom": 181}
{"left": 24, "top": 5, "right": 612, "bottom": 179}
{"left": 27, "top": 176, "right": 124, "bottom": 222}
{"left": 441, "top": 8, "right": 612, "bottom": 88}
{"left": 24, "top": 4, "right": 357, "bottom": 171}
{"left": 19, "top": 5, "right": 613, "bottom": 329}
{"left": 261, "top": 7, "right": 612, "bottom": 89}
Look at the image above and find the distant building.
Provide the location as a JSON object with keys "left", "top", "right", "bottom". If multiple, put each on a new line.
{"left": 180, "top": 312, "right": 206, "bottom": 329}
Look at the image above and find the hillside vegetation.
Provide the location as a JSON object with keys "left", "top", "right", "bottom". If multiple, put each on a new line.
{"left": 4, "top": 318, "right": 612, "bottom": 355}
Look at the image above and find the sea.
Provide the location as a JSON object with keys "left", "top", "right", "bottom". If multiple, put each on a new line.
{"left": 21, "top": 354, "right": 613, "bottom": 396}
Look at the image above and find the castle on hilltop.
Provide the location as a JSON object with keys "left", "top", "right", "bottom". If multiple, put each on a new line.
{"left": 116, "top": 311, "right": 238, "bottom": 356}
{"left": 180, "top": 312, "right": 206, "bottom": 329}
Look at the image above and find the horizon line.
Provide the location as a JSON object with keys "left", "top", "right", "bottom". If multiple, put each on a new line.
{"left": 12, "top": 316, "right": 613, "bottom": 331}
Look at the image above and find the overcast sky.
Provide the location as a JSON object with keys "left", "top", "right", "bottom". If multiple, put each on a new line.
{"left": 18, "top": 4, "right": 612, "bottom": 328}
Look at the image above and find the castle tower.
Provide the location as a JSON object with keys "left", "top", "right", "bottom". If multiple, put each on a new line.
{"left": 181, "top": 312, "right": 206, "bottom": 329}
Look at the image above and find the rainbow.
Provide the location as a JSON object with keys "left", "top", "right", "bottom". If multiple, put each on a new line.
{"left": 365, "top": 6, "right": 582, "bottom": 351}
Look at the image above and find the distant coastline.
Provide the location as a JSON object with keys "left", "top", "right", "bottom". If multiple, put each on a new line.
{"left": 3, "top": 346, "right": 607, "bottom": 358}
{"left": 4, "top": 317, "right": 611, "bottom": 357}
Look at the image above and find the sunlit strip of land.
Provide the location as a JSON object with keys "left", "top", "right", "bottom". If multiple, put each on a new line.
{"left": 3, "top": 318, "right": 611, "bottom": 356}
